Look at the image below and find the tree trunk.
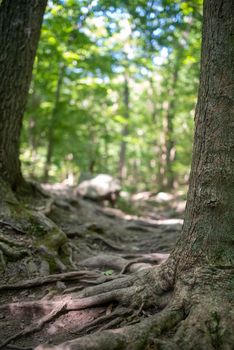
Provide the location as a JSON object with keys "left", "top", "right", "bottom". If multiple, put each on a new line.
{"left": 0, "top": 0, "right": 47, "bottom": 190}
{"left": 43, "top": 64, "right": 64, "bottom": 182}
{"left": 118, "top": 72, "right": 130, "bottom": 180}
{"left": 172, "top": 0, "right": 234, "bottom": 269}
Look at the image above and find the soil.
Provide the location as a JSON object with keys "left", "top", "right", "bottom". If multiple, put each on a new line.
{"left": 0, "top": 184, "right": 186, "bottom": 350}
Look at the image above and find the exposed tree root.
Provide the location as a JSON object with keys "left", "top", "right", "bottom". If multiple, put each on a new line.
{"left": 33, "top": 268, "right": 233, "bottom": 350}
{"left": 1, "top": 255, "right": 233, "bottom": 350}
{"left": 98, "top": 315, "right": 124, "bottom": 331}
{"left": 0, "top": 220, "right": 27, "bottom": 235}
{"left": 0, "top": 270, "right": 100, "bottom": 291}
{"left": 0, "top": 236, "right": 29, "bottom": 270}
{"left": 0, "top": 266, "right": 174, "bottom": 350}
{"left": 62, "top": 274, "right": 127, "bottom": 293}
{"left": 6, "top": 345, "right": 33, "bottom": 350}
{"left": 69, "top": 307, "right": 131, "bottom": 336}
{"left": 0, "top": 302, "right": 67, "bottom": 349}
{"left": 79, "top": 254, "right": 131, "bottom": 270}
{"left": 88, "top": 233, "right": 124, "bottom": 251}
{"left": 35, "top": 306, "right": 185, "bottom": 350}
{"left": 0, "top": 241, "right": 28, "bottom": 260}
{"left": 120, "top": 253, "right": 169, "bottom": 274}
{"left": 0, "top": 234, "right": 30, "bottom": 247}
{"left": 0, "top": 249, "right": 6, "bottom": 270}
{"left": 62, "top": 285, "right": 84, "bottom": 293}
{"left": 78, "top": 253, "right": 169, "bottom": 274}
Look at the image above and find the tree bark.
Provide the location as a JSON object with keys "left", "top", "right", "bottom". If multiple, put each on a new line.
{"left": 172, "top": 0, "right": 234, "bottom": 269}
{"left": 0, "top": 0, "right": 47, "bottom": 190}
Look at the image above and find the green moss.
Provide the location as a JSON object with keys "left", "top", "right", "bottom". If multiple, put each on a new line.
{"left": 36, "top": 227, "right": 67, "bottom": 251}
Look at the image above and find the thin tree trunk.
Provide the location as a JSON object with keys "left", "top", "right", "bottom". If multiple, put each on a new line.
{"left": 28, "top": 116, "right": 38, "bottom": 178}
{"left": 159, "top": 66, "right": 178, "bottom": 191}
{"left": 149, "top": 77, "right": 158, "bottom": 123}
{"left": 118, "top": 73, "right": 130, "bottom": 180}
{"left": 103, "top": 125, "right": 109, "bottom": 173}
{"left": 0, "top": 0, "right": 47, "bottom": 189}
{"left": 43, "top": 64, "right": 64, "bottom": 182}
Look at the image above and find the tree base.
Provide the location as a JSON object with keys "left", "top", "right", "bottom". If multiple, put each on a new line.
{"left": 33, "top": 266, "right": 233, "bottom": 350}
{"left": 1, "top": 260, "right": 233, "bottom": 349}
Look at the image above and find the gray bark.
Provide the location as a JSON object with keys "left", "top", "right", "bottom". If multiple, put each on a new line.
{"left": 173, "top": 0, "right": 234, "bottom": 269}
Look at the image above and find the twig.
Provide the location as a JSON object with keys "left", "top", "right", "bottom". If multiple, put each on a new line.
{"left": 98, "top": 316, "right": 123, "bottom": 331}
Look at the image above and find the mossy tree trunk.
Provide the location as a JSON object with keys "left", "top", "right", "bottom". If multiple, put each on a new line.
{"left": 0, "top": 0, "right": 47, "bottom": 190}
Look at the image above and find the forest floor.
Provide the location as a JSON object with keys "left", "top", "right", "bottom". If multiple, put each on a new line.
{"left": 0, "top": 184, "right": 186, "bottom": 350}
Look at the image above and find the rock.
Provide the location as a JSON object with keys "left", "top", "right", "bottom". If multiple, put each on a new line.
{"left": 131, "top": 191, "right": 153, "bottom": 201}
{"left": 75, "top": 174, "right": 121, "bottom": 206}
{"left": 152, "top": 192, "right": 174, "bottom": 203}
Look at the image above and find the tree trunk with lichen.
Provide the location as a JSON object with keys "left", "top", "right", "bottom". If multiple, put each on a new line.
{"left": 0, "top": 0, "right": 47, "bottom": 190}
{"left": 34, "top": 0, "right": 234, "bottom": 349}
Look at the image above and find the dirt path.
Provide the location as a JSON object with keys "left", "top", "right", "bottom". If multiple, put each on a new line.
{"left": 0, "top": 186, "right": 185, "bottom": 349}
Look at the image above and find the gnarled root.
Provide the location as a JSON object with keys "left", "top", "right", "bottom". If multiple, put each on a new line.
{"left": 0, "top": 264, "right": 175, "bottom": 349}
{"left": 0, "top": 264, "right": 174, "bottom": 315}
{"left": 34, "top": 267, "right": 234, "bottom": 350}
{"left": 2, "top": 258, "right": 233, "bottom": 350}
{"left": 34, "top": 306, "right": 185, "bottom": 350}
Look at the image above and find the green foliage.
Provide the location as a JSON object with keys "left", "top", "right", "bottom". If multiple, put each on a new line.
{"left": 21, "top": 0, "right": 202, "bottom": 191}
{"left": 103, "top": 269, "right": 114, "bottom": 276}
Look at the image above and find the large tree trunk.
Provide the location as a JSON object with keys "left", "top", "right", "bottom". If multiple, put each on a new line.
{"left": 0, "top": 0, "right": 47, "bottom": 190}
{"left": 172, "top": 0, "right": 234, "bottom": 269}
{"left": 0, "top": 0, "right": 68, "bottom": 279}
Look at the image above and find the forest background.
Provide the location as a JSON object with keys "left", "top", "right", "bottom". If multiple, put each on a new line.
{"left": 21, "top": 0, "right": 202, "bottom": 193}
